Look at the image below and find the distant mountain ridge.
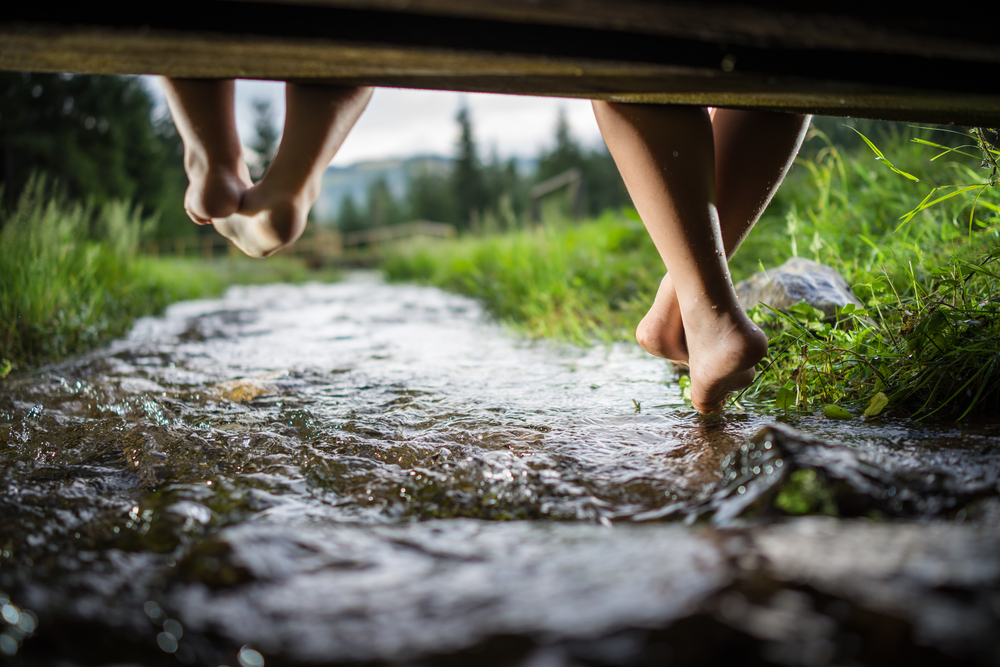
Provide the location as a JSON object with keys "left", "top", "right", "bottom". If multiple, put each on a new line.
{"left": 313, "top": 154, "right": 537, "bottom": 225}
{"left": 313, "top": 155, "right": 450, "bottom": 224}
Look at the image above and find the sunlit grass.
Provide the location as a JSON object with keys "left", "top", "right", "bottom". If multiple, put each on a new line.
{"left": 741, "top": 123, "right": 1000, "bottom": 419}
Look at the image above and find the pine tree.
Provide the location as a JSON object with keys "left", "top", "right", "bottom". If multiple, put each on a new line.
{"left": 366, "top": 178, "right": 402, "bottom": 228}
{"left": 407, "top": 163, "right": 456, "bottom": 223}
{"left": 337, "top": 193, "right": 366, "bottom": 233}
{"left": 0, "top": 72, "right": 188, "bottom": 236}
{"left": 249, "top": 98, "right": 279, "bottom": 181}
{"left": 536, "top": 108, "right": 583, "bottom": 182}
{"left": 451, "top": 105, "right": 487, "bottom": 230}
{"left": 535, "top": 107, "right": 630, "bottom": 217}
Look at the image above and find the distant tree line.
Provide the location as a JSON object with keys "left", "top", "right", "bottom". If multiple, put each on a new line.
{"left": 0, "top": 72, "right": 191, "bottom": 237}
{"left": 335, "top": 106, "right": 631, "bottom": 233}
{"left": 0, "top": 73, "right": 630, "bottom": 239}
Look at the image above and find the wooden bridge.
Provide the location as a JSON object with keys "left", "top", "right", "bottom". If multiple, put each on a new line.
{"left": 2, "top": 2, "right": 999, "bottom": 126}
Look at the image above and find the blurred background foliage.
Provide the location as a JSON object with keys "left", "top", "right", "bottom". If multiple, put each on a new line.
{"left": 0, "top": 72, "right": 192, "bottom": 238}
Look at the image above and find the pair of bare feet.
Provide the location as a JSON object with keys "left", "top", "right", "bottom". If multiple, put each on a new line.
{"left": 181, "top": 147, "right": 309, "bottom": 258}
{"left": 162, "top": 79, "right": 373, "bottom": 258}
{"left": 635, "top": 273, "right": 767, "bottom": 413}
{"left": 592, "top": 102, "right": 809, "bottom": 413}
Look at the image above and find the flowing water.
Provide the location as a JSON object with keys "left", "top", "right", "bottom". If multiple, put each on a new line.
{"left": 1, "top": 274, "right": 999, "bottom": 666}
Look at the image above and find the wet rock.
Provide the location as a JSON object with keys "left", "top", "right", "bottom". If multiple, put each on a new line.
{"left": 165, "top": 520, "right": 728, "bottom": 663}
{"left": 213, "top": 373, "right": 282, "bottom": 403}
{"left": 750, "top": 518, "right": 1000, "bottom": 661}
{"left": 159, "top": 517, "right": 998, "bottom": 665}
{"left": 735, "top": 257, "right": 863, "bottom": 320}
{"left": 741, "top": 423, "right": 1000, "bottom": 519}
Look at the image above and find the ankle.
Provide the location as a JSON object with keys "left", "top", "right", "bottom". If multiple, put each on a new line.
{"left": 256, "top": 170, "right": 323, "bottom": 209}
{"left": 184, "top": 145, "right": 245, "bottom": 180}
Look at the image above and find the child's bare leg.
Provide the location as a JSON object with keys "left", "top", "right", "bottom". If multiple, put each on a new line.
{"left": 158, "top": 78, "right": 252, "bottom": 224}
{"left": 637, "top": 109, "right": 811, "bottom": 361}
{"left": 593, "top": 101, "right": 768, "bottom": 413}
{"left": 213, "top": 84, "right": 372, "bottom": 257}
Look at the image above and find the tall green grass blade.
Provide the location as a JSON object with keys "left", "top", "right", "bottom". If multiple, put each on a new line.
{"left": 848, "top": 127, "right": 921, "bottom": 182}
{"left": 896, "top": 184, "right": 984, "bottom": 228}
{"left": 910, "top": 138, "right": 982, "bottom": 161}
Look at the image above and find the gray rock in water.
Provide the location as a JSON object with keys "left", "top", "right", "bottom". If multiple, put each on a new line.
{"left": 735, "top": 257, "right": 863, "bottom": 320}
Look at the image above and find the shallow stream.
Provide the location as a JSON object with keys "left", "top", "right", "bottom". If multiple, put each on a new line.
{"left": 2, "top": 274, "right": 999, "bottom": 666}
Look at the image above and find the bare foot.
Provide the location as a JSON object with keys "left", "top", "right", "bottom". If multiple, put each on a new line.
{"left": 682, "top": 304, "right": 768, "bottom": 413}
{"left": 636, "top": 273, "right": 688, "bottom": 362}
{"left": 183, "top": 161, "right": 253, "bottom": 224}
{"left": 211, "top": 181, "right": 309, "bottom": 258}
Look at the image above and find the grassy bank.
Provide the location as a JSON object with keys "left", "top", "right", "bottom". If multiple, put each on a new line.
{"left": 384, "top": 121, "right": 1000, "bottom": 419}
{"left": 382, "top": 210, "right": 662, "bottom": 343}
{"left": 0, "top": 178, "right": 329, "bottom": 373}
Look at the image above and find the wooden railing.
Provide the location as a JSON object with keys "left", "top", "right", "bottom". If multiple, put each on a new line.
{"left": 143, "top": 220, "right": 456, "bottom": 262}
{"left": 530, "top": 168, "right": 583, "bottom": 222}
{"left": 341, "top": 220, "right": 456, "bottom": 252}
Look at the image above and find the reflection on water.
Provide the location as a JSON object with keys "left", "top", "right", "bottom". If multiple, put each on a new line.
{"left": 1, "top": 274, "right": 999, "bottom": 665}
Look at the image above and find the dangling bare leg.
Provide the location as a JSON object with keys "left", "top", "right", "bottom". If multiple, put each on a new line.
{"left": 213, "top": 84, "right": 373, "bottom": 257}
{"left": 159, "top": 78, "right": 253, "bottom": 224}
{"left": 593, "top": 102, "right": 769, "bottom": 413}
{"left": 635, "top": 109, "right": 811, "bottom": 361}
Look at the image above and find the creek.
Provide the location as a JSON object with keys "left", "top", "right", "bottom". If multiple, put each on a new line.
{"left": 1, "top": 274, "right": 999, "bottom": 666}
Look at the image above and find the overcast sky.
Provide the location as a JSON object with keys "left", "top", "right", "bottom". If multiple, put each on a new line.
{"left": 145, "top": 78, "right": 606, "bottom": 167}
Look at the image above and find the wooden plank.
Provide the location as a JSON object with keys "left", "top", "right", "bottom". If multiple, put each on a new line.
{"left": 2, "top": 2, "right": 999, "bottom": 124}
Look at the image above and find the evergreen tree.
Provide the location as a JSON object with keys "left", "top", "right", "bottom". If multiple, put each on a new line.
{"left": 407, "top": 164, "right": 456, "bottom": 223}
{"left": 249, "top": 98, "right": 279, "bottom": 181}
{"left": 366, "top": 177, "right": 402, "bottom": 228}
{"left": 482, "top": 150, "right": 527, "bottom": 227}
{"left": 536, "top": 108, "right": 583, "bottom": 182}
{"left": 582, "top": 146, "right": 631, "bottom": 216}
{"left": 451, "top": 106, "right": 487, "bottom": 230}
{"left": 535, "top": 107, "right": 630, "bottom": 218}
{"left": 0, "top": 72, "right": 189, "bottom": 236}
{"left": 337, "top": 193, "right": 366, "bottom": 233}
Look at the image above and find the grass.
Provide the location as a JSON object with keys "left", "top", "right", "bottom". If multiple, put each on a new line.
{"left": 0, "top": 176, "right": 335, "bottom": 373}
{"left": 741, "top": 122, "right": 1000, "bottom": 419}
{"left": 382, "top": 209, "right": 663, "bottom": 344}
{"left": 383, "top": 120, "right": 1000, "bottom": 420}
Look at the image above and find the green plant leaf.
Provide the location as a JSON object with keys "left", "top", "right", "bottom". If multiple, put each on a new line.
{"left": 864, "top": 392, "right": 889, "bottom": 418}
{"left": 776, "top": 382, "right": 796, "bottom": 410}
{"left": 837, "top": 303, "right": 857, "bottom": 315}
{"left": 823, "top": 404, "right": 851, "bottom": 419}
{"left": 788, "top": 301, "right": 826, "bottom": 323}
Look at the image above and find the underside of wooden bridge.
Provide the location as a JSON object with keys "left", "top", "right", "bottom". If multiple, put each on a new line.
{"left": 2, "top": 1, "right": 998, "bottom": 126}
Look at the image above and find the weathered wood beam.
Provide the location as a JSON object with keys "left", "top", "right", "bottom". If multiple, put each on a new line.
{"left": 2, "top": 1, "right": 999, "bottom": 125}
